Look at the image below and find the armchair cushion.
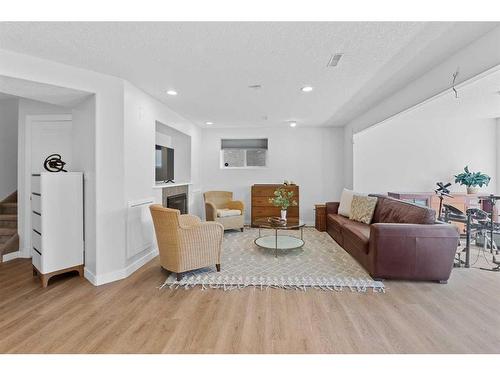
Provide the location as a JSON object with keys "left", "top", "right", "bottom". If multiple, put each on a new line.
{"left": 217, "top": 208, "right": 242, "bottom": 218}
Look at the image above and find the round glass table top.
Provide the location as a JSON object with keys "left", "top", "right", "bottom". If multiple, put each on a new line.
{"left": 254, "top": 235, "right": 304, "bottom": 250}
{"left": 253, "top": 217, "right": 305, "bottom": 230}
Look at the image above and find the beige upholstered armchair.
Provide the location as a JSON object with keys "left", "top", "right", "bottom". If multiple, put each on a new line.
{"left": 204, "top": 191, "right": 245, "bottom": 231}
{"left": 149, "top": 205, "right": 224, "bottom": 281}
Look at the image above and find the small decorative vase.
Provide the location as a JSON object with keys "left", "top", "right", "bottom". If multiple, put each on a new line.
{"left": 281, "top": 209, "right": 287, "bottom": 221}
{"left": 467, "top": 186, "right": 478, "bottom": 194}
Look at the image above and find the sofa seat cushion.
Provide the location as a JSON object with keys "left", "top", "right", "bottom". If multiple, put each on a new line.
{"left": 327, "top": 213, "right": 351, "bottom": 231}
{"left": 342, "top": 222, "right": 371, "bottom": 254}
{"left": 217, "top": 209, "right": 241, "bottom": 218}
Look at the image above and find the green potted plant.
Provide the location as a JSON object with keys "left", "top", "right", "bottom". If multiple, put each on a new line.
{"left": 454, "top": 166, "right": 491, "bottom": 194}
{"left": 269, "top": 187, "right": 298, "bottom": 221}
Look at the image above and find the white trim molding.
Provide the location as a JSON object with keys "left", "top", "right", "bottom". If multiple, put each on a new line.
{"left": 84, "top": 247, "right": 159, "bottom": 286}
{"left": 20, "top": 114, "right": 72, "bottom": 259}
{"left": 1, "top": 251, "right": 31, "bottom": 262}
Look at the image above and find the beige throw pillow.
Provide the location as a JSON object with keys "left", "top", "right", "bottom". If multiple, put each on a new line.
{"left": 349, "top": 195, "right": 378, "bottom": 224}
{"left": 338, "top": 188, "right": 355, "bottom": 217}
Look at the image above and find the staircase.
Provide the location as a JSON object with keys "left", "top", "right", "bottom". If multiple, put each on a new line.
{"left": 0, "top": 191, "right": 19, "bottom": 263}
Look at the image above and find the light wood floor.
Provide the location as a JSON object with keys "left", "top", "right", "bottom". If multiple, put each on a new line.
{"left": 1, "top": 249, "right": 499, "bottom": 354}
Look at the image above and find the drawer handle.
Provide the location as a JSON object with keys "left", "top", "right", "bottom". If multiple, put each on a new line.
{"left": 33, "top": 247, "right": 42, "bottom": 255}
{"left": 32, "top": 211, "right": 41, "bottom": 216}
{"left": 33, "top": 229, "right": 41, "bottom": 236}
{"left": 32, "top": 192, "right": 41, "bottom": 196}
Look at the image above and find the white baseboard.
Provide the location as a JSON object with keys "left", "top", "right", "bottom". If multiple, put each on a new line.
{"left": 125, "top": 247, "right": 159, "bottom": 276}
{"left": 84, "top": 267, "right": 98, "bottom": 286}
{"left": 2, "top": 251, "right": 31, "bottom": 262}
{"left": 84, "top": 247, "right": 159, "bottom": 286}
{"left": 2, "top": 251, "right": 20, "bottom": 262}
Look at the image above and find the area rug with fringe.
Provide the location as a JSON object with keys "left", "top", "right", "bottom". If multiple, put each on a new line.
{"left": 160, "top": 227, "right": 385, "bottom": 293}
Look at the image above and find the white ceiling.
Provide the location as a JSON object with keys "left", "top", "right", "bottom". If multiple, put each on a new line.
{"left": 0, "top": 22, "right": 497, "bottom": 127}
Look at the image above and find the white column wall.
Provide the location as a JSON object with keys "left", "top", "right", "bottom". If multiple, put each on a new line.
{"left": 1, "top": 48, "right": 125, "bottom": 283}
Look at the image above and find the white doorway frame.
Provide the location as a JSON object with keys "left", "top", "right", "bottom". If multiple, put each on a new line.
{"left": 19, "top": 114, "right": 72, "bottom": 258}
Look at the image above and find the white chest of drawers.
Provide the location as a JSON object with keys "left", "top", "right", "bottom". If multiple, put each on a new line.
{"left": 31, "top": 172, "right": 84, "bottom": 287}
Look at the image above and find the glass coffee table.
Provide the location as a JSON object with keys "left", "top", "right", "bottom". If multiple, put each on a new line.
{"left": 253, "top": 217, "right": 305, "bottom": 257}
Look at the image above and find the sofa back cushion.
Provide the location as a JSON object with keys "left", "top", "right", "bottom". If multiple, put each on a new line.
{"left": 370, "top": 195, "right": 436, "bottom": 224}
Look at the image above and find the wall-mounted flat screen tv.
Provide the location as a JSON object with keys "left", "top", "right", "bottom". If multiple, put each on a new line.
{"left": 155, "top": 145, "right": 174, "bottom": 183}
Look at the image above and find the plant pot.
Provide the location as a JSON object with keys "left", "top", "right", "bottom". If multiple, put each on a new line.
{"left": 280, "top": 209, "right": 287, "bottom": 221}
{"left": 467, "top": 186, "right": 479, "bottom": 194}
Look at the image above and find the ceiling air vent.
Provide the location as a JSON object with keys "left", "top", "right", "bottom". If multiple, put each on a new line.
{"left": 327, "top": 53, "right": 343, "bottom": 67}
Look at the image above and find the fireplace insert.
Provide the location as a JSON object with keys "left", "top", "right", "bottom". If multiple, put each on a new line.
{"left": 167, "top": 193, "right": 187, "bottom": 214}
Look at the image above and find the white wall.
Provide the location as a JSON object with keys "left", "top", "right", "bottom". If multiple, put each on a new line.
{"left": 344, "top": 26, "right": 500, "bottom": 188}
{"left": 0, "top": 98, "right": 18, "bottom": 200}
{"left": 72, "top": 96, "right": 97, "bottom": 276}
{"left": 1, "top": 48, "right": 125, "bottom": 284}
{"left": 123, "top": 81, "right": 202, "bottom": 270}
{"left": 1, "top": 49, "right": 204, "bottom": 285}
{"left": 201, "top": 127, "right": 344, "bottom": 224}
{"left": 353, "top": 103, "right": 498, "bottom": 194}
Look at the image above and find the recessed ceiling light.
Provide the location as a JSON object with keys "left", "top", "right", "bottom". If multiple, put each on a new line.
{"left": 166, "top": 90, "right": 178, "bottom": 96}
{"left": 205, "top": 121, "right": 214, "bottom": 125}
{"left": 289, "top": 121, "right": 297, "bottom": 128}
{"left": 301, "top": 86, "right": 313, "bottom": 93}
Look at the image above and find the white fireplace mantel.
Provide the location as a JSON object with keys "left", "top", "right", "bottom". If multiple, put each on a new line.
{"left": 152, "top": 182, "right": 192, "bottom": 189}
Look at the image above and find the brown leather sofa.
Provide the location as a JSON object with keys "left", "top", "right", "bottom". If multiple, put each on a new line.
{"left": 326, "top": 195, "right": 459, "bottom": 283}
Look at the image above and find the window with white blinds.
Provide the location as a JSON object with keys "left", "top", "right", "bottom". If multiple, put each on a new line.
{"left": 220, "top": 138, "right": 268, "bottom": 168}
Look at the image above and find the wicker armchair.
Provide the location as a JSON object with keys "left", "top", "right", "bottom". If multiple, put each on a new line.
{"left": 204, "top": 191, "right": 245, "bottom": 231}
{"left": 149, "top": 205, "right": 224, "bottom": 281}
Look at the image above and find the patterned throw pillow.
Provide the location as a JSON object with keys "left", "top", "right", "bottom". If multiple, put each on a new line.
{"left": 349, "top": 195, "right": 378, "bottom": 224}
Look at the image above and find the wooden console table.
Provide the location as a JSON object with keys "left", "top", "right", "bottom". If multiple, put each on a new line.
{"left": 314, "top": 204, "right": 326, "bottom": 232}
{"left": 251, "top": 184, "right": 299, "bottom": 227}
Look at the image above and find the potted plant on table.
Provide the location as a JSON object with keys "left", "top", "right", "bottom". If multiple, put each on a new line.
{"left": 269, "top": 187, "right": 298, "bottom": 221}
{"left": 454, "top": 166, "right": 491, "bottom": 194}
